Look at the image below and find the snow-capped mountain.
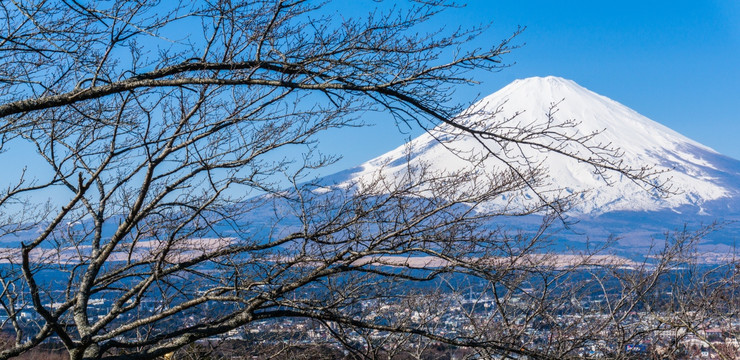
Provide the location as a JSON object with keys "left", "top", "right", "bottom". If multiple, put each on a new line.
{"left": 324, "top": 76, "right": 740, "bottom": 217}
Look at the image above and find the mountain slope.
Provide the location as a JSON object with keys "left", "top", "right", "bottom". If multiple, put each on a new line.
{"left": 324, "top": 76, "right": 740, "bottom": 216}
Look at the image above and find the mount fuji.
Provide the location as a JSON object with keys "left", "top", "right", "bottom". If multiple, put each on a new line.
{"left": 321, "top": 76, "right": 740, "bottom": 253}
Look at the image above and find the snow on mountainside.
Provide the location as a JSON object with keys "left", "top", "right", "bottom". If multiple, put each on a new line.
{"left": 324, "top": 76, "right": 740, "bottom": 215}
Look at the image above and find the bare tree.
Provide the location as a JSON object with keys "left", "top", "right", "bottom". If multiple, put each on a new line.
{"left": 0, "top": 1, "right": 716, "bottom": 359}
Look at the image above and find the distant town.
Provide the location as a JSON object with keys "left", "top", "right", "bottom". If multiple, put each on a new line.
{"left": 2, "top": 272, "right": 738, "bottom": 360}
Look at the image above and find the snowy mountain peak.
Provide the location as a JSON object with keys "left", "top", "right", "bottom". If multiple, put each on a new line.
{"left": 328, "top": 76, "right": 740, "bottom": 215}
{"left": 484, "top": 76, "right": 715, "bottom": 154}
{"left": 509, "top": 75, "right": 576, "bottom": 87}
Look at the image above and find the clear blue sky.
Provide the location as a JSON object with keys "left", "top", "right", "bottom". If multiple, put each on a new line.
{"left": 318, "top": 0, "right": 740, "bottom": 175}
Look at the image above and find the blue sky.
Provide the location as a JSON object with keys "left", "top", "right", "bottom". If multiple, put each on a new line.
{"left": 319, "top": 0, "right": 740, "bottom": 175}
{"left": 4, "top": 1, "right": 738, "bottom": 194}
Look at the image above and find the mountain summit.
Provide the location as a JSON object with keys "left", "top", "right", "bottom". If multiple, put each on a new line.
{"left": 327, "top": 76, "right": 740, "bottom": 216}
